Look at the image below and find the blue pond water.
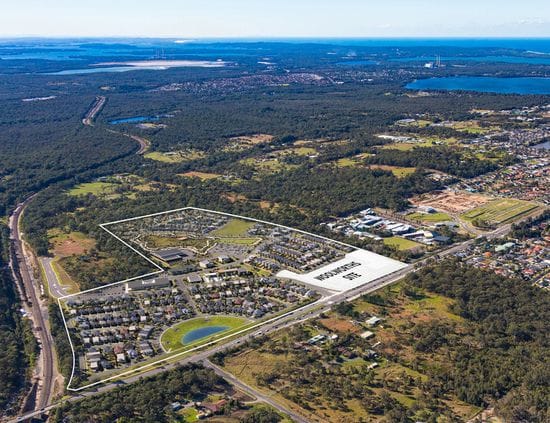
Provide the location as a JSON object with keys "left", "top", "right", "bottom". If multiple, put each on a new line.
{"left": 110, "top": 116, "right": 161, "bottom": 125}
{"left": 406, "top": 76, "right": 550, "bottom": 95}
{"left": 182, "top": 326, "right": 229, "bottom": 344}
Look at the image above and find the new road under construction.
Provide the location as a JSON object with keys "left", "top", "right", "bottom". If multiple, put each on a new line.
{"left": 82, "top": 95, "right": 106, "bottom": 126}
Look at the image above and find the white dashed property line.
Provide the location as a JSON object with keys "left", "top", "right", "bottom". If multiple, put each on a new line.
{"left": 57, "top": 296, "right": 78, "bottom": 390}
{"left": 59, "top": 206, "right": 389, "bottom": 391}
{"left": 101, "top": 206, "right": 359, "bottom": 251}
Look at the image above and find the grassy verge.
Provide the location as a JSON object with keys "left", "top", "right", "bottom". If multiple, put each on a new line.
{"left": 383, "top": 236, "right": 423, "bottom": 251}
{"left": 407, "top": 211, "right": 452, "bottom": 223}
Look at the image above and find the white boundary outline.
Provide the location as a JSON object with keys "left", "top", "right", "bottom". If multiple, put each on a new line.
{"left": 58, "top": 206, "right": 396, "bottom": 391}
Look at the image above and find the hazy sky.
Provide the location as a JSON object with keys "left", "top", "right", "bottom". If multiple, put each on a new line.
{"left": 1, "top": 0, "right": 549, "bottom": 38}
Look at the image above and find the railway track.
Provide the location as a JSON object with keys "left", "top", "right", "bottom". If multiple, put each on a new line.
{"left": 8, "top": 197, "right": 57, "bottom": 412}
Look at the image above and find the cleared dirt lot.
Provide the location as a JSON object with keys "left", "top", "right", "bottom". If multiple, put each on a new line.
{"left": 49, "top": 230, "right": 96, "bottom": 256}
{"left": 411, "top": 190, "right": 492, "bottom": 214}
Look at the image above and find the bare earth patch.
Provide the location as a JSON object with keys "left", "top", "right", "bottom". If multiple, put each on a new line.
{"left": 411, "top": 190, "right": 492, "bottom": 214}
{"left": 49, "top": 230, "right": 96, "bottom": 257}
{"left": 319, "top": 317, "right": 360, "bottom": 334}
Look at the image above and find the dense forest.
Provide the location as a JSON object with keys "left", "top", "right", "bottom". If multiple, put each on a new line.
{"left": 366, "top": 146, "right": 503, "bottom": 178}
{"left": 243, "top": 165, "right": 440, "bottom": 213}
{"left": 407, "top": 261, "right": 549, "bottom": 422}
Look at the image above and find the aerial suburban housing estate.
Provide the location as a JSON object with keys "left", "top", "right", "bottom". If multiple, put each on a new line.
{"left": 0, "top": 3, "right": 549, "bottom": 422}
{"left": 58, "top": 208, "right": 409, "bottom": 387}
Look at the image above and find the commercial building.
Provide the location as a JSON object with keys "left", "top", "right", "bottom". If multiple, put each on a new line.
{"left": 152, "top": 248, "right": 188, "bottom": 263}
{"left": 125, "top": 277, "right": 171, "bottom": 293}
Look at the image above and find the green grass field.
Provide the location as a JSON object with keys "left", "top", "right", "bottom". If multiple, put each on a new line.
{"left": 144, "top": 150, "right": 204, "bottom": 163}
{"left": 179, "top": 171, "right": 222, "bottom": 180}
{"left": 179, "top": 407, "right": 198, "bottom": 422}
{"left": 449, "top": 120, "right": 499, "bottom": 135}
{"left": 379, "top": 142, "right": 418, "bottom": 151}
{"left": 144, "top": 235, "right": 211, "bottom": 252}
{"left": 276, "top": 147, "right": 317, "bottom": 156}
{"left": 68, "top": 182, "right": 119, "bottom": 197}
{"left": 240, "top": 158, "right": 298, "bottom": 173}
{"left": 334, "top": 153, "right": 372, "bottom": 168}
{"left": 161, "top": 316, "right": 249, "bottom": 351}
{"left": 336, "top": 157, "right": 361, "bottom": 167}
{"left": 383, "top": 236, "right": 423, "bottom": 251}
{"left": 212, "top": 219, "right": 260, "bottom": 245}
{"left": 212, "top": 219, "right": 255, "bottom": 237}
{"left": 379, "top": 136, "right": 457, "bottom": 152}
{"left": 404, "top": 293, "right": 464, "bottom": 323}
{"left": 461, "top": 199, "right": 539, "bottom": 226}
{"left": 407, "top": 211, "right": 452, "bottom": 223}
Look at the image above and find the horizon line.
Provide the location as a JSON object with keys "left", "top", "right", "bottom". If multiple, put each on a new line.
{"left": 1, "top": 35, "right": 550, "bottom": 40}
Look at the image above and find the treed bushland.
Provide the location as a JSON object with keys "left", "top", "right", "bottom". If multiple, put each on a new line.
{"left": 407, "top": 261, "right": 549, "bottom": 422}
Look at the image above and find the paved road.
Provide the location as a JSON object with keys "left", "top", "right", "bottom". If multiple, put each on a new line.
{"left": 105, "top": 128, "right": 150, "bottom": 155}
{"left": 40, "top": 257, "right": 69, "bottom": 299}
{"left": 8, "top": 198, "right": 57, "bottom": 412}
{"left": 203, "top": 360, "right": 309, "bottom": 423}
{"left": 128, "top": 134, "right": 150, "bottom": 154}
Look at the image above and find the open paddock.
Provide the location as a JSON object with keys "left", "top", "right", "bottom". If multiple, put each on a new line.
{"left": 48, "top": 229, "right": 96, "bottom": 256}
{"left": 68, "top": 182, "right": 119, "bottom": 197}
{"left": 145, "top": 150, "right": 205, "bottom": 163}
{"left": 368, "top": 164, "right": 417, "bottom": 178}
{"left": 179, "top": 171, "right": 222, "bottom": 180}
{"left": 461, "top": 199, "right": 540, "bottom": 226}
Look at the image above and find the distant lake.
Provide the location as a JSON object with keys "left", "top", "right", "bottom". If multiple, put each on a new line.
{"left": 45, "top": 66, "right": 169, "bottom": 75}
{"left": 336, "top": 59, "right": 377, "bottom": 66}
{"left": 110, "top": 116, "right": 161, "bottom": 125}
{"left": 182, "top": 325, "right": 228, "bottom": 344}
{"left": 406, "top": 77, "right": 550, "bottom": 95}
{"left": 392, "top": 55, "right": 550, "bottom": 65}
